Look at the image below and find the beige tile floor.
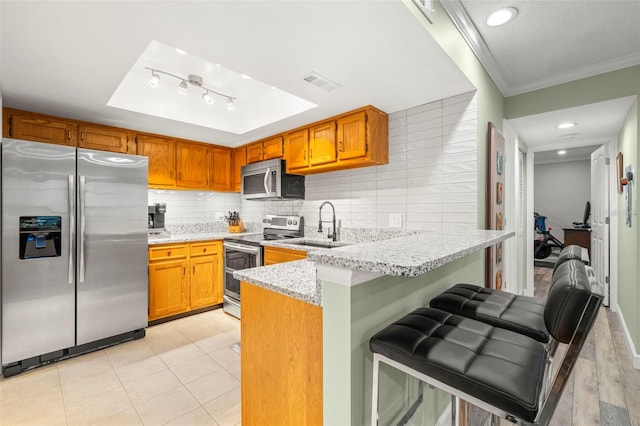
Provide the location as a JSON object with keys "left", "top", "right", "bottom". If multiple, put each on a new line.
{"left": 0, "top": 309, "right": 242, "bottom": 426}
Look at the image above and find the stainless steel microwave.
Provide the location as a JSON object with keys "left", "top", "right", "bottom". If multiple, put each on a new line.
{"left": 241, "top": 159, "right": 305, "bottom": 200}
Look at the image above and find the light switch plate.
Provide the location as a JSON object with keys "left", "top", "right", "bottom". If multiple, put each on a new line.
{"left": 215, "top": 212, "right": 225, "bottom": 222}
{"left": 389, "top": 213, "right": 402, "bottom": 228}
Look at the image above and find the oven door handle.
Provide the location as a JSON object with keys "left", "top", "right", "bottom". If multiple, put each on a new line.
{"left": 224, "top": 242, "right": 262, "bottom": 255}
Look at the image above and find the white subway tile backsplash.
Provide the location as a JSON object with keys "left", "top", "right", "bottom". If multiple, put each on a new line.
{"left": 239, "top": 91, "right": 478, "bottom": 232}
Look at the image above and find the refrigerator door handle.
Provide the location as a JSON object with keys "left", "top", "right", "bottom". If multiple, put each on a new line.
{"left": 79, "top": 175, "right": 86, "bottom": 283}
{"left": 68, "top": 174, "right": 75, "bottom": 284}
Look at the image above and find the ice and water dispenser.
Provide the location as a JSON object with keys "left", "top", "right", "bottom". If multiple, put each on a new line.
{"left": 19, "top": 216, "right": 62, "bottom": 259}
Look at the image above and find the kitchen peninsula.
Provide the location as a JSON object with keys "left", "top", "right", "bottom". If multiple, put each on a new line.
{"left": 235, "top": 229, "right": 514, "bottom": 425}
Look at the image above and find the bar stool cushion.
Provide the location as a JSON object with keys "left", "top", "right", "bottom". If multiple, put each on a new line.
{"left": 370, "top": 308, "right": 547, "bottom": 422}
{"left": 554, "top": 245, "right": 587, "bottom": 272}
{"left": 428, "top": 284, "right": 549, "bottom": 343}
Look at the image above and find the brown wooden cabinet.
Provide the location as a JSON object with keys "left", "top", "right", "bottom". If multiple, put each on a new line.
{"left": 285, "top": 129, "right": 309, "bottom": 171}
{"left": 148, "top": 240, "right": 223, "bottom": 322}
{"left": 189, "top": 241, "right": 223, "bottom": 309}
{"left": 78, "top": 124, "right": 130, "bottom": 153}
{"left": 241, "top": 282, "right": 322, "bottom": 425}
{"left": 209, "top": 147, "right": 232, "bottom": 192}
{"left": 4, "top": 109, "right": 76, "bottom": 146}
{"left": 246, "top": 136, "right": 284, "bottom": 164}
{"left": 283, "top": 106, "right": 388, "bottom": 175}
{"left": 309, "top": 121, "right": 336, "bottom": 166}
{"left": 263, "top": 246, "right": 307, "bottom": 265}
{"left": 136, "top": 134, "right": 176, "bottom": 188}
{"left": 232, "top": 146, "right": 247, "bottom": 192}
{"left": 176, "top": 141, "right": 209, "bottom": 188}
{"left": 148, "top": 245, "right": 189, "bottom": 321}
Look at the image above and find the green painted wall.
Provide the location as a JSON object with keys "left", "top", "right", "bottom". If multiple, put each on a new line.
{"left": 323, "top": 252, "right": 485, "bottom": 425}
{"left": 617, "top": 100, "right": 639, "bottom": 350}
{"left": 403, "top": 0, "right": 506, "bottom": 229}
{"left": 504, "top": 66, "right": 640, "bottom": 352}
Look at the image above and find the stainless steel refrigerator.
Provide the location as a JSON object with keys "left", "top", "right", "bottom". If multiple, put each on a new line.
{"left": 1, "top": 138, "right": 149, "bottom": 376}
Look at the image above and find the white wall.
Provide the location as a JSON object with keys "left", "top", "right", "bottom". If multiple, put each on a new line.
{"left": 148, "top": 189, "right": 242, "bottom": 225}
{"left": 242, "top": 91, "right": 479, "bottom": 234}
{"left": 534, "top": 159, "right": 591, "bottom": 233}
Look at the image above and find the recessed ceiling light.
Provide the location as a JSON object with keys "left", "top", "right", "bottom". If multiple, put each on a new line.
{"left": 487, "top": 7, "right": 518, "bottom": 27}
{"left": 241, "top": 74, "right": 251, "bottom": 80}
{"left": 556, "top": 122, "right": 577, "bottom": 129}
{"left": 175, "top": 48, "right": 186, "bottom": 55}
{"left": 558, "top": 150, "right": 566, "bottom": 155}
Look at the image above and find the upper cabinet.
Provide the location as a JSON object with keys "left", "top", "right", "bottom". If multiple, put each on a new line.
{"left": 246, "top": 136, "right": 284, "bottom": 164}
{"left": 3, "top": 109, "right": 76, "bottom": 146}
{"left": 136, "top": 134, "right": 176, "bottom": 188}
{"left": 283, "top": 106, "right": 388, "bottom": 175}
{"left": 77, "top": 124, "right": 130, "bottom": 154}
{"left": 232, "top": 147, "right": 247, "bottom": 193}
{"left": 209, "top": 147, "right": 232, "bottom": 192}
{"left": 176, "top": 141, "right": 209, "bottom": 188}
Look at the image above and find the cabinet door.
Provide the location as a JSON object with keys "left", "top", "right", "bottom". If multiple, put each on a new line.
{"left": 9, "top": 112, "right": 77, "bottom": 146}
{"left": 148, "top": 259, "right": 189, "bottom": 321}
{"left": 337, "top": 111, "right": 367, "bottom": 161}
{"left": 246, "top": 142, "right": 263, "bottom": 163}
{"left": 78, "top": 124, "right": 129, "bottom": 153}
{"left": 262, "top": 136, "right": 284, "bottom": 160}
{"left": 210, "top": 147, "right": 232, "bottom": 191}
{"left": 263, "top": 246, "right": 307, "bottom": 265}
{"left": 137, "top": 134, "right": 175, "bottom": 187}
{"left": 232, "top": 147, "right": 247, "bottom": 192}
{"left": 309, "top": 121, "right": 336, "bottom": 166}
{"left": 190, "top": 241, "right": 223, "bottom": 308}
{"left": 285, "top": 130, "right": 309, "bottom": 171}
{"left": 176, "top": 142, "right": 209, "bottom": 188}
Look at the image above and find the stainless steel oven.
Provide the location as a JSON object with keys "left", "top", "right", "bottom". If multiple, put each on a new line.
{"left": 223, "top": 215, "right": 303, "bottom": 318}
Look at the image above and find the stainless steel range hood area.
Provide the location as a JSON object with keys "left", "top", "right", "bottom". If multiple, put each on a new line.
{"left": 241, "top": 159, "right": 305, "bottom": 201}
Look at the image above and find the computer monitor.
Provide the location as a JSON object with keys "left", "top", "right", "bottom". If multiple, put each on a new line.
{"left": 583, "top": 201, "right": 591, "bottom": 227}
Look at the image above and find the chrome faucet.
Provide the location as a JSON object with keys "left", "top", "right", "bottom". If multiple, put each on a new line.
{"left": 318, "top": 201, "right": 337, "bottom": 241}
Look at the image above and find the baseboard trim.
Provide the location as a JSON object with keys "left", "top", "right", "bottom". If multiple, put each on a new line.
{"left": 615, "top": 304, "right": 640, "bottom": 370}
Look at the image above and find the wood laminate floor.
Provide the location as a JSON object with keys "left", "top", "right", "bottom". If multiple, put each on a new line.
{"left": 537, "top": 266, "right": 640, "bottom": 426}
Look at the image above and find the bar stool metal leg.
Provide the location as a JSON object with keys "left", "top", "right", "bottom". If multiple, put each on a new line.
{"left": 372, "top": 353, "right": 381, "bottom": 426}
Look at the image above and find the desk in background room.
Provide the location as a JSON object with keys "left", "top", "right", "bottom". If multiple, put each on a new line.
{"left": 563, "top": 227, "right": 591, "bottom": 258}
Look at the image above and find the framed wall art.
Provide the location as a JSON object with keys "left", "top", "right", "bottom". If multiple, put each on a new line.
{"left": 486, "top": 122, "right": 506, "bottom": 290}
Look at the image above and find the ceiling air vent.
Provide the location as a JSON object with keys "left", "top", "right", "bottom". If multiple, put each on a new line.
{"left": 302, "top": 72, "right": 342, "bottom": 92}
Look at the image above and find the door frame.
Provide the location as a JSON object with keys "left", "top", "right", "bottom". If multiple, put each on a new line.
{"left": 523, "top": 139, "right": 617, "bottom": 306}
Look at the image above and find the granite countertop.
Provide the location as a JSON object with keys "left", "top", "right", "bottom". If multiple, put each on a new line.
{"left": 235, "top": 229, "right": 514, "bottom": 305}
{"left": 148, "top": 231, "right": 260, "bottom": 245}
{"left": 233, "top": 260, "right": 320, "bottom": 306}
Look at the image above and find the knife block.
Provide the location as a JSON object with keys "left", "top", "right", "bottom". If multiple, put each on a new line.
{"left": 228, "top": 219, "right": 244, "bottom": 233}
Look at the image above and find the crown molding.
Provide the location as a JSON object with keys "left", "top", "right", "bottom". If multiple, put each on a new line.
{"left": 440, "top": 0, "right": 640, "bottom": 98}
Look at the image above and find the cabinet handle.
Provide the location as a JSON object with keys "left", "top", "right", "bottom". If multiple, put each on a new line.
{"left": 193, "top": 266, "right": 195, "bottom": 274}
{"left": 303, "top": 150, "right": 306, "bottom": 160}
{"left": 167, "top": 251, "right": 172, "bottom": 256}
{"left": 338, "top": 141, "right": 344, "bottom": 152}
{"left": 310, "top": 148, "right": 313, "bottom": 158}
{"left": 81, "top": 131, "right": 84, "bottom": 141}
{"left": 203, "top": 248, "right": 207, "bottom": 252}
{"left": 7, "top": 116, "right": 13, "bottom": 137}
{"left": 68, "top": 130, "right": 72, "bottom": 140}
{"left": 183, "top": 266, "right": 186, "bottom": 276}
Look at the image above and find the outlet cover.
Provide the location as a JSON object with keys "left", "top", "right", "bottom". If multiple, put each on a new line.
{"left": 215, "top": 212, "right": 225, "bottom": 222}
{"left": 389, "top": 213, "right": 402, "bottom": 228}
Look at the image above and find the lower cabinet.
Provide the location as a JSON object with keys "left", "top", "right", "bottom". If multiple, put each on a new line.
{"left": 263, "top": 246, "right": 307, "bottom": 265}
{"left": 148, "top": 240, "right": 223, "bottom": 321}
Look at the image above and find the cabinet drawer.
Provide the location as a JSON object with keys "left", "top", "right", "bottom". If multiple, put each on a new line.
{"left": 149, "top": 245, "right": 188, "bottom": 261}
{"left": 263, "top": 246, "right": 307, "bottom": 265}
{"left": 190, "top": 241, "right": 220, "bottom": 257}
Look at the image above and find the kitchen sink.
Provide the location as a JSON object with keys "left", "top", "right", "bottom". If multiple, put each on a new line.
{"left": 286, "top": 241, "right": 343, "bottom": 249}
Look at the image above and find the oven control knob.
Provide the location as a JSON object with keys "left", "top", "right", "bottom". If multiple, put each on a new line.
{"left": 287, "top": 219, "right": 292, "bottom": 225}
{"left": 293, "top": 220, "right": 297, "bottom": 225}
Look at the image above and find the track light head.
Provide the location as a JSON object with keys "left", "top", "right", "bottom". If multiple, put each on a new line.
{"left": 226, "top": 98, "right": 235, "bottom": 111}
{"left": 148, "top": 71, "right": 160, "bottom": 88}
{"left": 202, "top": 92, "right": 214, "bottom": 105}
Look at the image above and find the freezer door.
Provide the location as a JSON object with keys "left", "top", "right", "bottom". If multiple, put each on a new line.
{"left": 2, "top": 139, "right": 76, "bottom": 365}
{"left": 76, "top": 149, "right": 148, "bottom": 345}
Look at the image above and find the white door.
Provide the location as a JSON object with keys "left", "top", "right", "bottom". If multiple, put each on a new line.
{"left": 591, "top": 145, "right": 609, "bottom": 305}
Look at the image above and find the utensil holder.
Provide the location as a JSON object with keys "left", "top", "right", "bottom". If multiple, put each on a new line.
{"left": 228, "top": 219, "right": 244, "bottom": 233}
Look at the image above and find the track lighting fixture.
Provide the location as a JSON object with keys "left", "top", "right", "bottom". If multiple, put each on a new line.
{"left": 145, "top": 67, "right": 236, "bottom": 108}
